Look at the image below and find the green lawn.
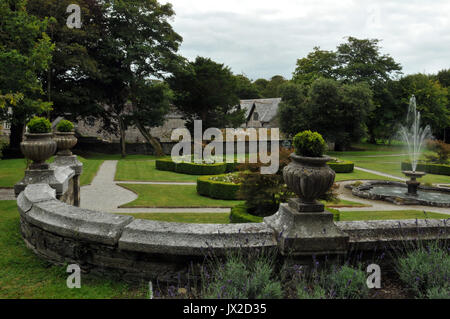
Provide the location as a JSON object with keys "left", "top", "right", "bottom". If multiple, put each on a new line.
{"left": 0, "top": 201, "right": 146, "bottom": 299}
{"left": 323, "top": 198, "right": 371, "bottom": 208}
{"left": 340, "top": 210, "right": 449, "bottom": 221}
{"left": 115, "top": 160, "right": 199, "bottom": 182}
{"left": 330, "top": 153, "right": 450, "bottom": 185}
{"left": 334, "top": 169, "right": 399, "bottom": 182}
{"left": 116, "top": 212, "right": 231, "bottom": 224}
{"left": 0, "top": 156, "right": 103, "bottom": 188}
{"left": 118, "top": 184, "right": 244, "bottom": 208}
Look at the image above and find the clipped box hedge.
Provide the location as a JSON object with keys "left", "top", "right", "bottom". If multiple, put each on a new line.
{"left": 327, "top": 161, "right": 354, "bottom": 173}
{"left": 229, "top": 204, "right": 263, "bottom": 223}
{"left": 155, "top": 158, "right": 176, "bottom": 171}
{"left": 196, "top": 175, "right": 242, "bottom": 200}
{"left": 401, "top": 162, "right": 450, "bottom": 176}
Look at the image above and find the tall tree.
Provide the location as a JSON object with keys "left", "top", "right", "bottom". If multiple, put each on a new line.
{"left": 0, "top": 0, "right": 54, "bottom": 157}
{"left": 234, "top": 74, "right": 261, "bottom": 99}
{"left": 437, "top": 69, "right": 450, "bottom": 88}
{"left": 169, "top": 56, "right": 244, "bottom": 132}
{"left": 292, "top": 47, "right": 338, "bottom": 86}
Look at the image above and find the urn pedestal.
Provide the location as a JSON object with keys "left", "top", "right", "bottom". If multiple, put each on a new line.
{"left": 264, "top": 154, "right": 348, "bottom": 256}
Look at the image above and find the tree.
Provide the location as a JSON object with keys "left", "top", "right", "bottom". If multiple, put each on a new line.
{"left": 234, "top": 74, "right": 261, "bottom": 99}
{"left": 253, "top": 78, "right": 269, "bottom": 97}
{"left": 292, "top": 47, "right": 338, "bottom": 86}
{"left": 278, "top": 78, "right": 372, "bottom": 150}
{"left": 169, "top": 56, "right": 244, "bottom": 132}
{"left": 437, "top": 69, "right": 450, "bottom": 88}
{"left": 396, "top": 74, "right": 449, "bottom": 140}
{"left": 0, "top": 0, "right": 54, "bottom": 157}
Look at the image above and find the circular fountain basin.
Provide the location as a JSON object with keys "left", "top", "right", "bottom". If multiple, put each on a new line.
{"left": 352, "top": 181, "right": 450, "bottom": 207}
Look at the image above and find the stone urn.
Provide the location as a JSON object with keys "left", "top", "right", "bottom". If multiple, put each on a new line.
{"left": 54, "top": 132, "right": 77, "bottom": 156}
{"left": 283, "top": 154, "right": 336, "bottom": 209}
{"left": 20, "top": 133, "right": 57, "bottom": 169}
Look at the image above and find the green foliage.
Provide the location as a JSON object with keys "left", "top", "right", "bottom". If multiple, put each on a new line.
{"left": 169, "top": 56, "right": 244, "bottom": 131}
{"left": 196, "top": 175, "right": 242, "bottom": 200}
{"left": 155, "top": 158, "right": 177, "bottom": 171}
{"left": 437, "top": 69, "right": 450, "bottom": 88}
{"left": 293, "top": 131, "right": 327, "bottom": 157}
{"left": 396, "top": 242, "right": 450, "bottom": 298}
{"left": 401, "top": 162, "right": 450, "bottom": 176}
{"left": 56, "top": 120, "right": 74, "bottom": 132}
{"left": 425, "top": 140, "right": 450, "bottom": 164}
{"left": 293, "top": 47, "right": 338, "bottom": 86}
{"left": 327, "top": 161, "right": 355, "bottom": 173}
{"left": 26, "top": 116, "right": 51, "bottom": 133}
{"left": 326, "top": 265, "right": 370, "bottom": 299}
{"left": 238, "top": 148, "right": 293, "bottom": 217}
{"left": 234, "top": 74, "right": 261, "bottom": 99}
{"left": 176, "top": 162, "right": 227, "bottom": 175}
{"left": 326, "top": 207, "right": 341, "bottom": 222}
{"left": 202, "top": 252, "right": 282, "bottom": 299}
{"left": 229, "top": 204, "right": 264, "bottom": 223}
{"left": 426, "top": 286, "right": 450, "bottom": 299}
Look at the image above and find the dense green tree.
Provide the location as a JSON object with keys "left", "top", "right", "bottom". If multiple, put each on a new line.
{"left": 263, "top": 75, "right": 287, "bottom": 98}
{"left": 279, "top": 78, "right": 372, "bottom": 150}
{"left": 437, "top": 69, "right": 450, "bottom": 88}
{"left": 234, "top": 74, "right": 261, "bottom": 99}
{"left": 292, "top": 47, "right": 338, "bottom": 86}
{"left": 0, "top": 0, "right": 54, "bottom": 157}
{"left": 396, "top": 74, "right": 449, "bottom": 140}
{"left": 253, "top": 78, "right": 269, "bottom": 97}
{"left": 169, "top": 56, "right": 244, "bottom": 132}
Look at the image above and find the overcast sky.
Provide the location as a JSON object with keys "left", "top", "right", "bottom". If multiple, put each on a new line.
{"left": 160, "top": 0, "right": 450, "bottom": 80}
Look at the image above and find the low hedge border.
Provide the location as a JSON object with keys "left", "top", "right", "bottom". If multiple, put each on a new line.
{"left": 401, "top": 162, "right": 450, "bottom": 176}
{"left": 156, "top": 159, "right": 231, "bottom": 175}
{"left": 327, "top": 161, "right": 354, "bottom": 173}
{"left": 229, "top": 204, "right": 341, "bottom": 223}
{"left": 230, "top": 204, "right": 264, "bottom": 223}
{"left": 197, "top": 175, "right": 242, "bottom": 200}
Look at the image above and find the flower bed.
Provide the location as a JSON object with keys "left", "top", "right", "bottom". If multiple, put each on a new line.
{"left": 197, "top": 173, "right": 242, "bottom": 200}
{"left": 156, "top": 158, "right": 239, "bottom": 175}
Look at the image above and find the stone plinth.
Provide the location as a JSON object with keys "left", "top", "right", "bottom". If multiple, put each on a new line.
{"left": 264, "top": 200, "right": 349, "bottom": 256}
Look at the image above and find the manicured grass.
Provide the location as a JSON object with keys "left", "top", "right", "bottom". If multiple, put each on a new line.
{"left": 323, "top": 199, "right": 371, "bottom": 208}
{"left": 340, "top": 210, "right": 449, "bottom": 221}
{"left": 116, "top": 212, "right": 231, "bottom": 224}
{"left": 0, "top": 201, "right": 146, "bottom": 299}
{"left": 331, "top": 153, "right": 450, "bottom": 185}
{"left": 118, "top": 184, "right": 244, "bottom": 208}
{"left": 115, "top": 160, "right": 199, "bottom": 182}
{"left": 0, "top": 156, "right": 103, "bottom": 188}
{"left": 0, "top": 158, "right": 26, "bottom": 188}
{"left": 334, "top": 169, "right": 398, "bottom": 182}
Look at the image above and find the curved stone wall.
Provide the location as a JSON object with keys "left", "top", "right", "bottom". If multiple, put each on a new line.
{"left": 16, "top": 163, "right": 450, "bottom": 284}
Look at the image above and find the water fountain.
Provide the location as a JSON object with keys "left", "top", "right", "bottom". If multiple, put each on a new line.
{"left": 352, "top": 96, "right": 450, "bottom": 207}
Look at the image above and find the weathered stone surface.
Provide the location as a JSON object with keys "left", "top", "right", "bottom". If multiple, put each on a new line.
{"left": 14, "top": 165, "right": 74, "bottom": 197}
{"left": 264, "top": 203, "right": 349, "bottom": 256}
{"left": 119, "top": 219, "right": 276, "bottom": 256}
{"left": 17, "top": 184, "right": 56, "bottom": 214}
{"left": 53, "top": 155, "right": 83, "bottom": 175}
{"left": 20, "top": 195, "right": 134, "bottom": 245}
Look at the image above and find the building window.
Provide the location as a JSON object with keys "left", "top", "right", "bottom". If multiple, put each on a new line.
{"left": 253, "top": 112, "right": 259, "bottom": 121}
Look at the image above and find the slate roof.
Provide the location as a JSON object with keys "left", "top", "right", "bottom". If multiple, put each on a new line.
{"left": 240, "top": 98, "right": 282, "bottom": 123}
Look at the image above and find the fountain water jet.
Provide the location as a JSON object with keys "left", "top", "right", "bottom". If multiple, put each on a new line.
{"left": 399, "top": 95, "right": 432, "bottom": 196}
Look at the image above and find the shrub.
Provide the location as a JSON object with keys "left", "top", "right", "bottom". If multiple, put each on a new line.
{"left": 155, "top": 158, "right": 176, "bottom": 171}
{"left": 176, "top": 162, "right": 226, "bottom": 175}
{"left": 327, "top": 161, "right": 354, "bottom": 173}
{"left": 396, "top": 242, "right": 450, "bottom": 298}
{"left": 326, "top": 265, "right": 370, "bottom": 299}
{"left": 425, "top": 140, "right": 450, "bottom": 164}
{"left": 56, "top": 120, "right": 74, "bottom": 132}
{"left": 401, "top": 161, "right": 450, "bottom": 176}
{"left": 293, "top": 130, "right": 327, "bottom": 157}
{"left": 197, "top": 175, "right": 242, "bottom": 200}
{"left": 202, "top": 252, "right": 282, "bottom": 299}
{"left": 229, "top": 204, "right": 263, "bottom": 223}
{"left": 426, "top": 286, "right": 450, "bottom": 299}
{"left": 27, "top": 117, "right": 51, "bottom": 133}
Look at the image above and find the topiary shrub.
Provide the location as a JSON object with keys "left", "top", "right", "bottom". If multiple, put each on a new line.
{"left": 155, "top": 158, "right": 176, "bottom": 171}
{"left": 293, "top": 130, "right": 327, "bottom": 157}
{"left": 327, "top": 161, "right": 354, "bottom": 173}
{"left": 56, "top": 120, "right": 74, "bottom": 132}
{"left": 27, "top": 117, "right": 51, "bottom": 134}
{"left": 176, "top": 162, "right": 227, "bottom": 175}
{"left": 229, "top": 204, "right": 264, "bottom": 223}
{"left": 197, "top": 174, "right": 242, "bottom": 200}
{"left": 402, "top": 161, "right": 450, "bottom": 176}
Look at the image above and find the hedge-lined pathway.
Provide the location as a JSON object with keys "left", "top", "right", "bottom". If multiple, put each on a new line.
{"left": 80, "top": 160, "right": 230, "bottom": 214}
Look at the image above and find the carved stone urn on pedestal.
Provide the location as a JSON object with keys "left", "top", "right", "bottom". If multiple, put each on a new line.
{"left": 264, "top": 131, "right": 348, "bottom": 256}
{"left": 54, "top": 132, "right": 78, "bottom": 156}
{"left": 20, "top": 133, "right": 57, "bottom": 170}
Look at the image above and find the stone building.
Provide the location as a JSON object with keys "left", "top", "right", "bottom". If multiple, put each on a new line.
{"left": 239, "top": 98, "right": 282, "bottom": 128}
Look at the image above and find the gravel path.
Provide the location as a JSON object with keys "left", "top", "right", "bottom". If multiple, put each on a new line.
{"left": 0, "top": 188, "right": 15, "bottom": 201}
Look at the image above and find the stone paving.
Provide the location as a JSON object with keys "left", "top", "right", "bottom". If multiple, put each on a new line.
{"left": 0, "top": 188, "right": 15, "bottom": 201}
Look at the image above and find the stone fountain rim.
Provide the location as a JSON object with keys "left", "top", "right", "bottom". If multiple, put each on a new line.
{"left": 352, "top": 180, "right": 450, "bottom": 207}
